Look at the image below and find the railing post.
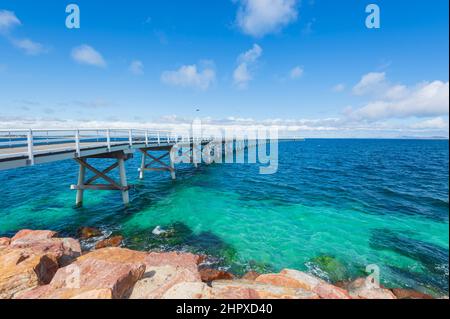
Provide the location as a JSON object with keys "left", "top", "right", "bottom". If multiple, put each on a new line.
{"left": 106, "top": 129, "right": 111, "bottom": 151}
{"left": 157, "top": 132, "right": 161, "bottom": 145}
{"left": 129, "top": 129, "right": 133, "bottom": 146}
{"left": 27, "top": 129, "right": 34, "bottom": 165}
{"left": 75, "top": 130, "right": 81, "bottom": 157}
{"left": 145, "top": 131, "right": 149, "bottom": 146}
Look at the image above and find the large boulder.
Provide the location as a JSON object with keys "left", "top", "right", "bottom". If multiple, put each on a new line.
{"left": 129, "top": 265, "right": 201, "bottom": 299}
{"left": 144, "top": 251, "right": 201, "bottom": 274}
{"left": 17, "top": 247, "right": 147, "bottom": 299}
{"left": 0, "top": 247, "right": 59, "bottom": 299}
{"left": 211, "top": 280, "right": 319, "bottom": 299}
{"left": 347, "top": 278, "right": 396, "bottom": 299}
{"left": 162, "top": 282, "right": 212, "bottom": 299}
{"left": 256, "top": 269, "right": 351, "bottom": 299}
{"left": 9, "top": 230, "right": 81, "bottom": 267}
{"left": 15, "top": 285, "right": 112, "bottom": 299}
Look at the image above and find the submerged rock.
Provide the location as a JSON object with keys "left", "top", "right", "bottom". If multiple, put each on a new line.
{"left": 152, "top": 226, "right": 167, "bottom": 236}
{"left": 309, "top": 255, "right": 348, "bottom": 282}
{"left": 199, "top": 268, "right": 234, "bottom": 282}
{"left": 95, "top": 236, "right": 123, "bottom": 249}
{"left": 78, "top": 227, "right": 102, "bottom": 239}
{"left": 242, "top": 271, "right": 261, "bottom": 281}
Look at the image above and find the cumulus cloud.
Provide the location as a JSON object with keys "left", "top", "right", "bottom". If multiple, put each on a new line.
{"left": 129, "top": 60, "right": 144, "bottom": 75}
{"left": 349, "top": 79, "right": 449, "bottom": 121}
{"left": 71, "top": 45, "right": 107, "bottom": 68}
{"left": 290, "top": 66, "right": 303, "bottom": 79}
{"left": 352, "top": 72, "right": 386, "bottom": 95}
{"left": 0, "top": 10, "right": 21, "bottom": 32}
{"left": 235, "top": 0, "right": 299, "bottom": 37}
{"left": 161, "top": 63, "right": 216, "bottom": 90}
{"left": 12, "top": 38, "right": 46, "bottom": 55}
{"left": 233, "top": 44, "right": 262, "bottom": 89}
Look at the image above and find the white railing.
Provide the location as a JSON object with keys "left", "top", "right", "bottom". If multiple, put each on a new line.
{"left": 0, "top": 128, "right": 213, "bottom": 162}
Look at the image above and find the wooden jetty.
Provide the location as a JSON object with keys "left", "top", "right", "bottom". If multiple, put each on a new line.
{"left": 0, "top": 129, "right": 255, "bottom": 206}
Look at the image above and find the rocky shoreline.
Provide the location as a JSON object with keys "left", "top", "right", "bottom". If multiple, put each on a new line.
{"left": 0, "top": 229, "right": 438, "bottom": 299}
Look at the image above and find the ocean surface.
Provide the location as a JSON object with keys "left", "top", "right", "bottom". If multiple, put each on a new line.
{"left": 0, "top": 139, "right": 448, "bottom": 295}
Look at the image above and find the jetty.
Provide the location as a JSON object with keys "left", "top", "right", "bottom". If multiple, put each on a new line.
{"left": 0, "top": 129, "right": 251, "bottom": 206}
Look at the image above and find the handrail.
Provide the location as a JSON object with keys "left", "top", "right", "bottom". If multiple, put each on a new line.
{"left": 0, "top": 128, "right": 215, "bottom": 162}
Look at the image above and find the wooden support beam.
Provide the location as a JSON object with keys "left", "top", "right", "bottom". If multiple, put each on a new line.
{"left": 71, "top": 151, "right": 131, "bottom": 206}
{"left": 137, "top": 147, "right": 176, "bottom": 181}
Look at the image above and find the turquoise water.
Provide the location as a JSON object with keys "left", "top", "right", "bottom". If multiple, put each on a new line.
{"left": 0, "top": 139, "right": 448, "bottom": 295}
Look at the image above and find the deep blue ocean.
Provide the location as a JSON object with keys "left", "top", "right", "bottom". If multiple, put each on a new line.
{"left": 0, "top": 139, "right": 448, "bottom": 295}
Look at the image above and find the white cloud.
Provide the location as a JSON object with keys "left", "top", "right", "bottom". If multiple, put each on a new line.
{"left": 129, "top": 60, "right": 144, "bottom": 75}
{"left": 233, "top": 44, "right": 262, "bottom": 89}
{"left": 332, "top": 83, "right": 346, "bottom": 92}
{"left": 352, "top": 72, "right": 386, "bottom": 95}
{"left": 12, "top": 38, "right": 46, "bottom": 55}
{"left": 161, "top": 63, "right": 216, "bottom": 90}
{"left": 71, "top": 45, "right": 107, "bottom": 68}
{"left": 0, "top": 11, "right": 47, "bottom": 56}
{"left": 0, "top": 10, "right": 21, "bottom": 33}
{"left": 410, "top": 117, "right": 449, "bottom": 130}
{"left": 290, "top": 66, "right": 303, "bottom": 79}
{"left": 235, "top": 0, "right": 299, "bottom": 37}
{"left": 350, "top": 80, "right": 449, "bottom": 120}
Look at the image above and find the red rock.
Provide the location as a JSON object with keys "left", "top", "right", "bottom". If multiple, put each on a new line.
{"left": 276, "top": 269, "right": 351, "bottom": 299}
{"left": 0, "top": 248, "right": 59, "bottom": 299}
{"left": 199, "top": 268, "right": 234, "bottom": 282}
{"left": 347, "top": 278, "right": 396, "bottom": 299}
{"left": 95, "top": 236, "right": 123, "bottom": 249}
{"left": 26, "top": 248, "right": 147, "bottom": 299}
{"left": 11, "top": 230, "right": 57, "bottom": 243}
{"left": 242, "top": 271, "right": 260, "bottom": 281}
{"left": 16, "top": 286, "right": 112, "bottom": 299}
{"left": 0, "top": 237, "right": 10, "bottom": 249}
{"left": 9, "top": 230, "right": 81, "bottom": 267}
{"left": 78, "top": 227, "right": 102, "bottom": 239}
{"left": 212, "top": 286, "right": 260, "bottom": 299}
{"left": 391, "top": 288, "right": 433, "bottom": 299}
{"left": 129, "top": 265, "right": 201, "bottom": 299}
{"left": 162, "top": 282, "right": 212, "bottom": 299}
{"left": 314, "top": 283, "right": 351, "bottom": 299}
{"left": 212, "top": 280, "right": 319, "bottom": 299}
{"left": 256, "top": 274, "right": 307, "bottom": 289}
{"left": 145, "top": 251, "right": 201, "bottom": 274}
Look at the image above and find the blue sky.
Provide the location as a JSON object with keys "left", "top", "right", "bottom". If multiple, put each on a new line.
{"left": 0, "top": 0, "right": 448, "bottom": 137}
